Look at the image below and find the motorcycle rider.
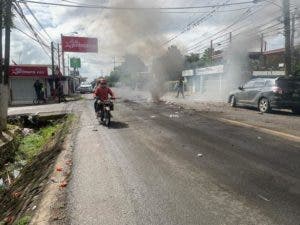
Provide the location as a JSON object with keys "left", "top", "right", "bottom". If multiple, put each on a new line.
{"left": 94, "top": 79, "right": 115, "bottom": 117}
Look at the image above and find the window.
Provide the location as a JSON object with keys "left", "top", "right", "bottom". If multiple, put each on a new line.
{"left": 254, "top": 80, "right": 266, "bottom": 87}
{"left": 265, "top": 79, "right": 276, "bottom": 87}
{"left": 243, "top": 80, "right": 256, "bottom": 89}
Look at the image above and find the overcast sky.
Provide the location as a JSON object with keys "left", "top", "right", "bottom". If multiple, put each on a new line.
{"left": 10, "top": 0, "right": 300, "bottom": 80}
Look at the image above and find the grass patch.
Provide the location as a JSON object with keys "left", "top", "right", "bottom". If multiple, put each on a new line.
{"left": 15, "top": 216, "right": 31, "bottom": 225}
{"left": 17, "top": 123, "right": 63, "bottom": 161}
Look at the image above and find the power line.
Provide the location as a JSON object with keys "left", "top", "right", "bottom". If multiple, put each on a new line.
{"left": 13, "top": 3, "right": 52, "bottom": 59}
{"left": 17, "top": 0, "right": 258, "bottom": 10}
{"left": 21, "top": 2, "right": 53, "bottom": 41}
{"left": 162, "top": 0, "right": 232, "bottom": 46}
{"left": 186, "top": 3, "right": 282, "bottom": 53}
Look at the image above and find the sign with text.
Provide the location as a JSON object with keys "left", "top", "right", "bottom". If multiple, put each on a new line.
{"left": 62, "top": 36, "right": 98, "bottom": 53}
{"left": 70, "top": 57, "right": 81, "bottom": 68}
{"left": 9, "top": 66, "right": 48, "bottom": 77}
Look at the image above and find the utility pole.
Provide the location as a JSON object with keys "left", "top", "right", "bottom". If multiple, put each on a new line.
{"left": 210, "top": 40, "right": 213, "bottom": 65}
{"left": 0, "top": 0, "right": 3, "bottom": 84}
{"left": 260, "top": 34, "right": 264, "bottom": 53}
{"left": 57, "top": 43, "right": 60, "bottom": 70}
{"left": 61, "top": 34, "right": 65, "bottom": 76}
{"left": 51, "top": 42, "right": 55, "bottom": 77}
{"left": 4, "top": 0, "right": 12, "bottom": 85}
{"left": 291, "top": 10, "right": 296, "bottom": 75}
{"left": 283, "top": 0, "right": 291, "bottom": 76}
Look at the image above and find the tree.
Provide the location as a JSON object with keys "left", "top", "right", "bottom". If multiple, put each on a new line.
{"left": 200, "top": 47, "right": 214, "bottom": 66}
{"left": 107, "top": 68, "right": 121, "bottom": 87}
{"left": 185, "top": 53, "right": 202, "bottom": 69}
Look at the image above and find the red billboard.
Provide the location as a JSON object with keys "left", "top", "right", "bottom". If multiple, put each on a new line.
{"left": 62, "top": 36, "right": 98, "bottom": 53}
{"left": 9, "top": 66, "right": 48, "bottom": 77}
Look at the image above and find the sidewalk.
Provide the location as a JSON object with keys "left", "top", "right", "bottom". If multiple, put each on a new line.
{"left": 8, "top": 95, "right": 81, "bottom": 116}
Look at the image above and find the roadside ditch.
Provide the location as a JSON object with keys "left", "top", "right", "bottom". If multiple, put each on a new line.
{"left": 0, "top": 113, "right": 75, "bottom": 225}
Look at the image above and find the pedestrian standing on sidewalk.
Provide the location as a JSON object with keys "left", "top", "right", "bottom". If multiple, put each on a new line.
{"left": 176, "top": 76, "right": 185, "bottom": 98}
{"left": 33, "top": 80, "right": 42, "bottom": 100}
{"left": 58, "top": 82, "right": 66, "bottom": 103}
{"left": 39, "top": 83, "right": 46, "bottom": 103}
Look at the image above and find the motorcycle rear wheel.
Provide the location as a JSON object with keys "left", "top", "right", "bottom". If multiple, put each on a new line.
{"left": 104, "top": 110, "right": 111, "bottom": 127}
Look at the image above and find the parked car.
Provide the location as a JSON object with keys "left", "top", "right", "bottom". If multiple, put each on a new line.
{"left": 228, "top": 76, "right": 300, "bottom": 114}
{"left": 78, "top": 83, "right": 93, "bottom": 94}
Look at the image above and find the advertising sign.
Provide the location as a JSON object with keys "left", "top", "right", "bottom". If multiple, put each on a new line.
{"left": 195, "top": 65, "right": 224, "bottom": 76}
{"left": 70, "top": 57, "right": 81, "bottom": 68}
{"left": 9, "top": 66, "right": 48, "bottom": 77}
{"left": 62, "top": 36, "right": 98, "bottom": 53}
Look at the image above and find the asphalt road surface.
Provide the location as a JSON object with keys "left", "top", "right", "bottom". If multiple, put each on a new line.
{"left": 67, "top": 95, "right": 300, "bottom": 225}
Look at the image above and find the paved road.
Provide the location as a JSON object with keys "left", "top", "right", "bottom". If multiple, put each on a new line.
{"left": 67, "top": 95, "right": 300, "bottom": 225}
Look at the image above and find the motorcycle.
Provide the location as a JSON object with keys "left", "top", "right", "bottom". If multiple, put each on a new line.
{"left": 96, "top": 99, "right": 114, "bottom": 127}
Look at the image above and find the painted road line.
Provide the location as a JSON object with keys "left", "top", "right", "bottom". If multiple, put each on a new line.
{"left": 218, "top": 118, "right": 300, "bottom": 143}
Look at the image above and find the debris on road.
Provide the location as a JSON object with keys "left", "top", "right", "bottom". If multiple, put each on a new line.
{"left": 258, "top": 194, "right": 271, "bottom": 202}
{"left": 169, "top": 114, "right": 179, "bottom": 118}
{"left": 66, "top": 160, "right": 72, "bottom": 166}
{"left": 59, "top": 181, "right": 68, "bottom": 188}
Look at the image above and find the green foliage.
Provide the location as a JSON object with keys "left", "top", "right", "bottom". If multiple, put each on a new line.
{"left": 184, "top": 48, "right": 214, "bottom": 69}
{"left": 15, "top": 216, "right": 31, "bottom": 225}
{"left": 18, "top": 123, "right": 63, "bottom": 161}
{"left": 107, "top": 69, "right": 121, "bottom": 87}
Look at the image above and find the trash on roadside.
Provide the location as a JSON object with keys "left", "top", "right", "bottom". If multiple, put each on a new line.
{"left": 7, "top": 173, "right": 12, "bottom": 186}
{"left": 66, "top": 160, "right": 72, "bottom": 166}
{"left": 59, "top": 181, "right": 68, "bottom": 188}
{"left": 4, "top": 216, "right": 14, "bottom": 224}
{"left": 11, "top": 191, "right": 22, "bottom": 199}
{"left": 56, "top": 166, "right": 63, "bottom": 172}
{"left": 50, "top": 177, "right": 58, "bottom": 183}
{"left": 21, "top": 128, "right": 34, "bottom": 136}
{"left": 197, "top": 153, "right": 203, "bottom": 157}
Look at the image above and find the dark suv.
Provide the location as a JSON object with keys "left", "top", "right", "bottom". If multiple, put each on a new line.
{"left": 228, "top": 76, "right": 300, "bottom": 114}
